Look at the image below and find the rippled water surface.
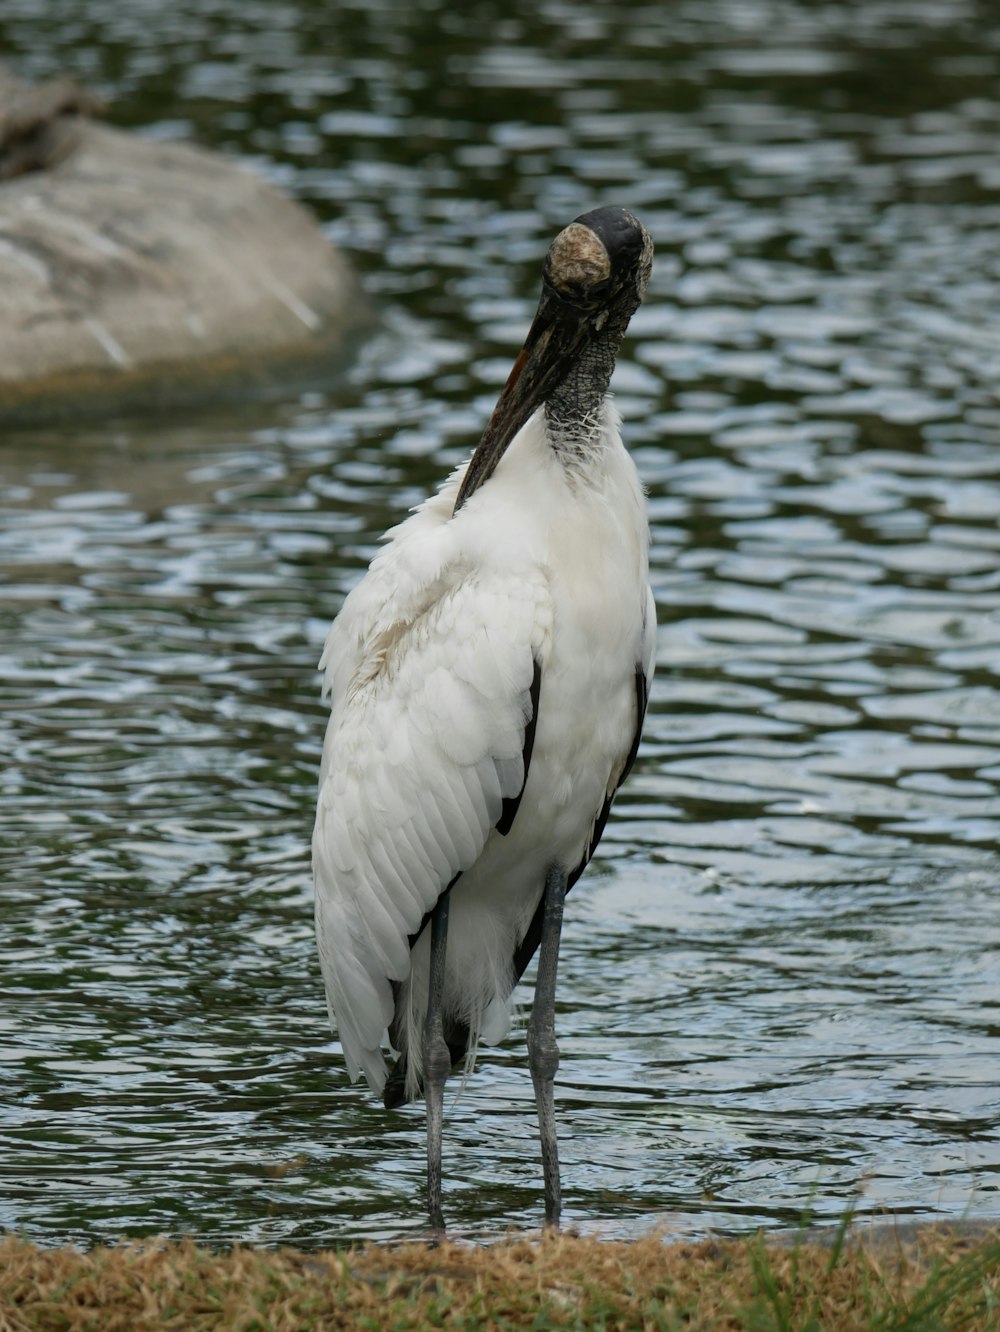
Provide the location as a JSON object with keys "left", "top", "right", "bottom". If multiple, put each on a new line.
{"left": 2, "top": 0, "right": 999, "bottom": 1246}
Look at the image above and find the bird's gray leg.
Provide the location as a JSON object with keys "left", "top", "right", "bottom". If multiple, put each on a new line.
{"left": 527, "top": 862, "right": 568, "bottom": 1227}
{"left": 424, "top": 889, "right": 452, "bottom": 1233}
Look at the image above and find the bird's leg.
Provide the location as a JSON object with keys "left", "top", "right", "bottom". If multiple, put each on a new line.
{"left": 527, "top": 862, "right": 568, "bottom": 1227}
{"left": 424, "top": 889, "right": 452, "bottom": 1234}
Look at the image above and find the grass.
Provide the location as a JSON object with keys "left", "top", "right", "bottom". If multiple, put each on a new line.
{"left": 0, "top": 1224, "right": 998, "bottom": 1331}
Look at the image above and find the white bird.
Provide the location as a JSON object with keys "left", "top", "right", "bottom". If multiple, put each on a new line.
{"left": 313, "top": 206, "right": 655, "bottom": 1229}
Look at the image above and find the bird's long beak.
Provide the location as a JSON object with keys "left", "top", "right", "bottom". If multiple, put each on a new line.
{"left": 453, "top": 291, "right": 590, "bottom": 512}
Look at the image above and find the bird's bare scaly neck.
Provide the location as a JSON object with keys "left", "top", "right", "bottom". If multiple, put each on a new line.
{"left": 543, "top": 325, "right": 620, "bottom": 465}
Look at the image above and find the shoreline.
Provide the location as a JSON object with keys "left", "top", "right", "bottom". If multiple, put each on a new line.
{"left": 3, "top": 1221, "right": 998, "bottom": 1330}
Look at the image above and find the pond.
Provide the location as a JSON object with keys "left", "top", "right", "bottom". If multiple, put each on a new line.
{"left": 1, "top": 0, "right": 999, "bottom": 1246}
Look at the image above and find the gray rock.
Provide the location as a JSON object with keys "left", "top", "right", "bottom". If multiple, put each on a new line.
{"left": 0, "top": 66, "right": 370, "bottom": 421}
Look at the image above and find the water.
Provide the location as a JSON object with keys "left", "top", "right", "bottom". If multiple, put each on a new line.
{"left": 1, "top": 0, "right": 999, "bottom": 1246}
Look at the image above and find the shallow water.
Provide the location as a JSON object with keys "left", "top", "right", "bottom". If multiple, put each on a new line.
{"left": 1, "top": 0, "right": 999, "bottom": 1246}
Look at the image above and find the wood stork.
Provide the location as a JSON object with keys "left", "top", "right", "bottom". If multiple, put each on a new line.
{"left": 313, "top": 206, "right": 655, "bottom": 1229}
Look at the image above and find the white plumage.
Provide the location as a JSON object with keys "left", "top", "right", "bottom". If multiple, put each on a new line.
{"left": 312, "top": 205, "right": 654, "bottom": 1224}
{"left": 314, "top": 401, "right": 654, "bottom": 1098}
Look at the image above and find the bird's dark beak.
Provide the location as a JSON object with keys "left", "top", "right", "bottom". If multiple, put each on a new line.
{"left": 454, "top": 289, "right": 591, "bottom": 512}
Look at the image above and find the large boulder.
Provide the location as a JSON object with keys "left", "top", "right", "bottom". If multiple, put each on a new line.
{"left": 0, "top": 67, "right": 369, "bottom": 421}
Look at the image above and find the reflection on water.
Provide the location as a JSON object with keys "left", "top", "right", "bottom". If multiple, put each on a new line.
{"left": 1, "top": 0, "right": 999, "bottom": 1246}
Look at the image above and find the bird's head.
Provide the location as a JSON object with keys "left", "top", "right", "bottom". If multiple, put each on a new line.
{"left": 455, "top": 207, "right": 652, "bottom": 511}
{"left": 541, "top": 206, "right": 653, "bottom": 327}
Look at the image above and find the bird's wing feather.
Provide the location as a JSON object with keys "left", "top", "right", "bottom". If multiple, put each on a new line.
{"left": 313, "top": 549, "right": 553, "bottom": 1095}
{"left": 510, "top": 580, "right": 655, "bottom": 987}
{"left": 582, "top": 580, "right": 656, "bottom": 862}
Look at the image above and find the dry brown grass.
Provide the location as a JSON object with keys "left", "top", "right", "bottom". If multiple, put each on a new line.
{"left": 1, "top": 1225, "right": 998, "bottom": 1331}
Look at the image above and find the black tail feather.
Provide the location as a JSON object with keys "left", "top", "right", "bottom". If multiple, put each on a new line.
{"left": 383, "top": 1022, "right": 471, "bottom": 1108}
